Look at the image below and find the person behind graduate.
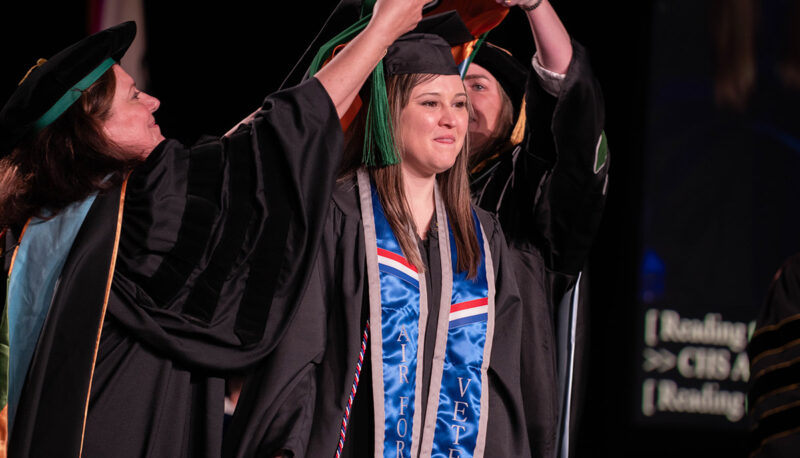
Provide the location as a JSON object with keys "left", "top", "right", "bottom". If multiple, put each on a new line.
{"left": 747, "top": 252, "right": 800, "bottom": 457}
{"left": 465, "top": 1, "right": 608, "bottom": 456}
{"left": 0, "top": 0, "right": 429, "bottom": 455}
{"left": 224, "top": 12, "right": 534, "bottom": 458}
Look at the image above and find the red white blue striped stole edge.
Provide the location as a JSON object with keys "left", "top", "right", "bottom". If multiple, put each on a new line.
{"left": 448, "top": 296, "right": 489, "bottom": 329}
{"left": 377, "top": 247, "right": 420, "bottom": 288}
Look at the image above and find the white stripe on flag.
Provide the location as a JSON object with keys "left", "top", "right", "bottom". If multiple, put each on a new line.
{"left": 449, "top": 305, "right": 489, "bottom": 322}
{"left": 378, "top": 255, "right": 419, "bottom": 281}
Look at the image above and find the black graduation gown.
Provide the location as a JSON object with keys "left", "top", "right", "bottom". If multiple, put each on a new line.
{"left": 469, "top": 40, "right": 608, "bottom": 458}
{"left": 225, "top": 178, "right": 530, "bottom": 458}
{"left": 747, "top": 253, "right": 800, "bottom": 457}
{"left": 9, "top": 78, "right": 343, "bottom": 457}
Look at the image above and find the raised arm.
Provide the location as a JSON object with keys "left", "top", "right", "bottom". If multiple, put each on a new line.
{"left": 225, "top": 0, "right": 427, "bottom": 136}
{"left": 496, "top": 0, "right": 572, "bottom": 74}
{"left": 316, "top": 0, "right": 429, "bottom": 117}
{"left": 525, "top": 0, "right": 572, "bottom": 73}
{"left": 485, "top": 0, "right": 607, "bottom": 276}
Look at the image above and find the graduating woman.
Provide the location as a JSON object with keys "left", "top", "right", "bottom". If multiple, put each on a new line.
{"left": 0, "top": 0, "right": 428, "bottom": 456}
{"left": 226, "top": 14, "right": 532, "bottom": 458}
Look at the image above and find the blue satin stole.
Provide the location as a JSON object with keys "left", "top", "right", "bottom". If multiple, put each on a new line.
{"left": 371, "top": 185, "right": 423, "bottom": 457}
{"left": 367, "top": 180, "right": 490, "bottom": 458}
{"left": 430, "top": 211, "right": 489, "bottom": 457}
{"left": 6, "top": 194, "right": 96, "bottom": 431}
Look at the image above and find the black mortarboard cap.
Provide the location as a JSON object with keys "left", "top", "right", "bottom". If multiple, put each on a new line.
{"left": 384, "top": 34, "right": 461, "bottom": 76}
{"left": 383, "top": 11, "right": 475, "bottom": 76}
{"left": 471, "top": 42, "right": 528, "bottom": 117}
{"left": 0, "top": 21, "right": 136, "bottom": 156}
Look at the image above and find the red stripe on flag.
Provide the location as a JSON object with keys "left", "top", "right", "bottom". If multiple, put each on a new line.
{"left": 450, "top": 297, "right": 488, "bottom": 313}
{"left": 377, "top": 247, "right": 418, "bottom": 272}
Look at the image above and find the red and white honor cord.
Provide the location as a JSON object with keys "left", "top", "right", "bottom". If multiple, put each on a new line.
{"left": 336, "top": 320, "right": 370, "bottom": 458}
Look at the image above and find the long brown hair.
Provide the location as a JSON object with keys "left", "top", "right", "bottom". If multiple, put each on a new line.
{"left": 0, "top": 68, "right": 139, "bottom": 229}
{"left": 342, "top": 73, "right": 481, "bottom": 278}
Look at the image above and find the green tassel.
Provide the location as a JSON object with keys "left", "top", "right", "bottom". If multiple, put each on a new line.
{"left": 363, "top": 61, "right": 399, "bottom": 167}
{"left": 594, "top": 130, "right": 608, "bottom": 173}
{"left": 308, "top": 1, "right": 377, "bottom": 78}
{"left": 308, "top": 1, "right": 397, "bottom": 167}
{"left": 308, "top": 15, "right": 371, "bottom": 78}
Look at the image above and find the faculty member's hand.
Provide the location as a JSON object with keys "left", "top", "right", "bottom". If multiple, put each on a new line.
{"left": 369, "top": 0, "right": 429, "bottom": 45}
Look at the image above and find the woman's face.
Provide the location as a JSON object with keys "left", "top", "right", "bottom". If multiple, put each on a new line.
{"left": 102, "top": 65, "right": 164, "bottom": 158}
{"left": 464, "top": 63, "right": 504, "bottom": 155}
{"left": 397, "top": 74, "right": 468, "bottom": 180}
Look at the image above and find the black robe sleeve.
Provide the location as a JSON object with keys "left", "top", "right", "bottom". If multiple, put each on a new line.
{"left": 479, "top": 210, "right": 533, "bottom": 458}
{"left": 747, "top": 253, "right": 800, "bottom": 457}
{"left": 75, "top": 78, "right": 343, "bottom": 457}
{"left": 478, "top": 39, "right": 608, "bottom": 279}
{"left": 109, "top": 77, "right": 343, "bottom": 370}
{"left": 223, "top": 183, "right": 368, "bottom": 458}
{"left": 523, "top": 39, "right": 608, "bottom": 277}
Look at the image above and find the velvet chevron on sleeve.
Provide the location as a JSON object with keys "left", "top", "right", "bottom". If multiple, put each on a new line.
{"left": 748, "top": 253, "right": 800, "bottom": 457}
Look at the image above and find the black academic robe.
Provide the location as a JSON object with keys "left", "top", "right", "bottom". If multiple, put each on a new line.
{"left": 9, "top": 78, "right": 342, "bottom": 457}
{"left": 469, "top": 40, "right": 608, "bottom": 458}
{"left": 225, "top": 178, "right": 531, "bottom": 458}
{"left": 747, "top": 253, "right": 800, "bottom": 457}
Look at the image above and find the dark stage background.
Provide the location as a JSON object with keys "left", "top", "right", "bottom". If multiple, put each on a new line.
{"left": 4, "top": 1, "right": 800, "bottom": 457}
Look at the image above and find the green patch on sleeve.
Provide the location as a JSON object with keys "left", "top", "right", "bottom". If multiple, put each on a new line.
{"left": 594, "top": 131, "right": 608, "bottom": 174}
